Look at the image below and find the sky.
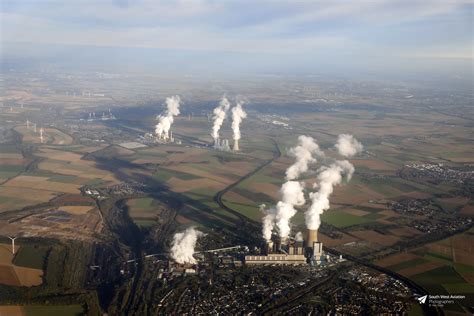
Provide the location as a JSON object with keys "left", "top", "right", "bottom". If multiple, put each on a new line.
{"left": 1, "top": 0, "right": 472, "bottom": 78}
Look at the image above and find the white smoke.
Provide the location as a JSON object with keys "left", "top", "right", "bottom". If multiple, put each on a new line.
{"left": 211, "top": 97, "right": 231, "bottom": 140}
{"left": 260, "top": 204, "right": 275, "bottom": 241}
{"left": 295, "top": 231, "right": 304, "bottom": 241}
{"left": 170, "top": 227, "right": 203, "bottom": 264}
{"left": 231, "top": 102, "right": 247, "bottom": 141}
{"left": 335, "top": 134, "right": 363, "bottom": 157}
{"left": 274, "top": 180, "right": 305, "bottom": 239}
{"left": 286, "top": 135, "right": 324, "bottom": 180}
{"left": 155, "top": 95, "right": 181, "bottom": 139}
{"left": 304, "top": 160, "right": 355, "bottom": 231}
{"left": 261, "top": 135, "right": 323, "bottom": 241}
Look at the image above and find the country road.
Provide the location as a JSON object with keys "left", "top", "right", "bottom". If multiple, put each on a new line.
{"left": 213, "top": 138, "right": 281, "bottom": 225}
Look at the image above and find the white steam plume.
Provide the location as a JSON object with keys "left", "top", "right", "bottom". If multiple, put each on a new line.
{"left": 261, "top": 135, "right": 323, "bottom": 241}
{"left": 286, "top": 135, "right": 324, "bottom": 180}
{"left": 275, "top": 180, "right": 305, "bottom": 239}
{"left": 261, "top": 204, "right": 275, "bottom": 242}
{"left": 231, "top": 102, "right": 247, "bottom": 141}
{"left": 305, "top": 160, "right": 355, "bottom": 231}
{"left": 335, "top": 134, "right": 363, "bottom": 157}
{"left": 155, "top": 95, "right": 181, "bottom": 139}
{"left": 170, "top": 227, "right": 203, "bottom": 264}
{"left": 211, "top": 97, "right": 231, "bottom": 140}
{"left": 295, "top": 231, "right": 304, "bottom": 241}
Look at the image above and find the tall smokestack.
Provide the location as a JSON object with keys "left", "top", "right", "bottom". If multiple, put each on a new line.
{"left": 233, "top": 139, "right": 239, "bottom": 151}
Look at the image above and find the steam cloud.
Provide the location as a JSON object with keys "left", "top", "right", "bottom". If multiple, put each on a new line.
{"left": 262, "top": 136, "right": 322, "bottom": 241}
{"left": 170, "top": 227, "right": 203, "bottom": 264}
{"left": 304, "top": 160, "right": 355, "bottom": 231}
{"left": 274, "top": 181, "right": 306, "bottom": 239}
{"left": 335, "top": 134, "right": 363, "bottom": 157}
{"left": 286, "top": 135, "right": 324, "bottom": 180}
{"left": 261, "top": 134, "right": 362, "bottom": 241}
{"left": 295, "top": 231, "right": 304, "bottom": 241}
{"left": 211, "top": 97, "right": 231, "bottom": 140}
{"left": 231, "top": 102, "right": 247, "bottom": 141}
{"left": 155, "top": 95, "right": 181, "bottom": 139}
{"left": 261, "top": 204, "right": 275, "bottom": 241}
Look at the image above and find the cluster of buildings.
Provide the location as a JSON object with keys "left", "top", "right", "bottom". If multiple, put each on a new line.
{"left": 389, "top": 198, "right": 439, "bottom": 216}
{"left": 404, "top": 162, "right": 473, "bottom": 185}
{"left": 245, "top": 229, "right": 328, "bottom": 266}
{"left": 82, "top": 181, "right": 149, "bottom": 200}
{"left": 142, "top": 131, "right": 181, "bottom": 145}
{"left": 327, "top": 267, "right": 413, "bottom": 315}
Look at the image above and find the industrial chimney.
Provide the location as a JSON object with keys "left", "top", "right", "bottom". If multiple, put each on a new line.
{"left": 233, "top": 139, "right": 239, "bottom": 151}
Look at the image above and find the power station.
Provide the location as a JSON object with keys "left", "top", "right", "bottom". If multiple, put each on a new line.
{"left": 245, "top": 229, "right": 325, "bottom": 266}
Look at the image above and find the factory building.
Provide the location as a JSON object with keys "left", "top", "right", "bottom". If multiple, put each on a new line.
{"left": 245, "top": 229, "right": 325, "bottom": 266}
{"left": 245, "top": 253, "right": 306, "bottom": 265}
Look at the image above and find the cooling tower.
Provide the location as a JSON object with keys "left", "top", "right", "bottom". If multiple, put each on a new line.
{"left": 233, "top": 139, "right": 239, "bottom": 151}
{"left": 306, "top": 229, "right": 318, "bottom": 248}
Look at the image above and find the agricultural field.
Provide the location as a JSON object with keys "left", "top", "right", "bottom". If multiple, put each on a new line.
{"left": 376, "top": 229, "right": 474, "bottom": 311}
{"left": 0, "top": 305, "right": 85, "bottom": 316}
{"left": 0, "top": 244, "right": 43, "bottom": 287}
{"left": 126, "top": 197, "right": 166, "bottom": 227}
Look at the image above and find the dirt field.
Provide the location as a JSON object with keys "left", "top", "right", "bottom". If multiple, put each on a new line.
{"left": 247, "top": 182, "right": 280, "bottom": 201}
{"left": 376, "top": 252, "right": 421, "bottom": 267}
{"left": 0, "top": 153, "right": 24, "bottom": 159}
{"left": 460, "top": 204, "right": 474, "bottom": 216}
{"left": 223, "top": 191, "right": 255, "bottom": 205}
{"left": 352, "top": 159, "right": 398, "bottom": 171}
{"left": 58, "top": 205, "right": 95, "bottom": 215}
{"left": 165, "top": 165, "right": 234, "bottom": 185}
{"left": 3, "top": 176, "right": 81, "bottom": 194}
{"left": 389, "top": 227, "right": 423, "bottom": 237}
{"left": 0, "top": 306, "right": 25, "bottom": 316}
{"left": 0, "top": 187, "right": 56, "bottom": 203}
{"left": 319, "top": 233, "right": 359, "bottom": 247}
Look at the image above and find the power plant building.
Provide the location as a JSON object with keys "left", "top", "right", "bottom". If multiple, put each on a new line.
{"left": 245, "top": 230, "right": 325, "bottom": 266}
{"left": 245, "top": 253, "right": 306, "bottom": 265}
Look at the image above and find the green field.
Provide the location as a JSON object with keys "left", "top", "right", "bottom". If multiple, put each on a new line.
{"left": 412, "top": 266, "right": 466, "bottom": 287}
{"left": 127, "top": 197, "right": 160, "bottom": 227}
{"left": 13, "top": 246, "right": 49, "bottom": 269}
{"left": 321, "top": 210, "right": 376, "bottom": 228}
{"left": 24, "top": 305, "right": 84, "bottom": 316}
{"left": 386, "top": 258, "right": 429, "bottom": 272}
{"left": 222, "top": 199, "right": 260, "bottom": 221}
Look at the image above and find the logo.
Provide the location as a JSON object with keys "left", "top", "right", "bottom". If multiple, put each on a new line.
{"left": 417, "top": 295, "right": 427, "bottom": 304}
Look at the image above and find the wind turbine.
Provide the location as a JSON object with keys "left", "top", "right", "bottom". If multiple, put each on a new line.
{"left": 7, "top": 236, "right": 17, "bottom": 254}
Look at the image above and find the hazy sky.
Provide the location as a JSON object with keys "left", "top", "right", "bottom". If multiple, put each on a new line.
{"left": 1, "top": 0, "right": 472, "bottom": 77}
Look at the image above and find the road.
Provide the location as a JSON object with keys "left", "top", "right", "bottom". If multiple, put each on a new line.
{"left": 213, "top": 138, "right": 281, "bottom": 225}
{"left": 259, "top": 271, "right": 338, "bottom": 314}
